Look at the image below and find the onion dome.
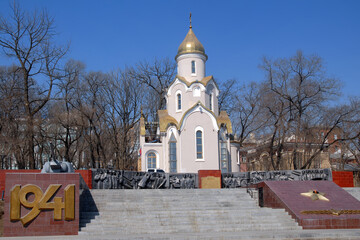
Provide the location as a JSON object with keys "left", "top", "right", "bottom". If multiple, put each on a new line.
{"left": 176, "top": 14, "right": 207, "bottom": 60}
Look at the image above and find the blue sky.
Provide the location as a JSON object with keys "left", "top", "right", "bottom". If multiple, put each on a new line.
{"left": 0, "top": 0, "right": 359, "bottom": 98}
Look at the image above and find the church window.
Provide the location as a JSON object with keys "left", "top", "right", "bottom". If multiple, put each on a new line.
{"left": 237, "top": 151, "right": 240, "bottom": 165}
{"left": 191, "top": 61, "right": 196, "bottom": 74}
{"left": 177, "top": 93, "right": 182, "bottom": 111}
{"left": 220, "top": 142, "right": 228, "bottom": 172}
{"left": 207, "top": 84, "right": 215, "bottom": 111}
{"left": 169, "top": 133, "right": 177, "bottom": 173}
{"left": 196, "top": 130, "right": 203, "bottom": 159}
{"left": 147, "top": 152, "right": 157, "bottom": 169}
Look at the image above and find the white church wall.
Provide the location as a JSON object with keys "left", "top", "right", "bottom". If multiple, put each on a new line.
{"left": 230, "top": 142, "right": 241, "bottom": 172}
{"left": 180, "top": 111, "right": 219, "bottom": 173}
{"left": 176, "top": 53, "right": 206, "bottom": 83}
{"left": 141, "top": 143, "right": 164, "bottom": 171}
{"left": 167, "top": 81, "right": 207, "bottom": 123}
{"left": 205, "top": 83, "right": 219, "bottom": 116}
{"left": 166, "top": 82, "right": 186, "bottom": 122}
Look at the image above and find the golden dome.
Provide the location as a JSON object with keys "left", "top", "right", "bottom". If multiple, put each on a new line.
{"left": 176, "top": 26, "right": 207, "bottom": 60}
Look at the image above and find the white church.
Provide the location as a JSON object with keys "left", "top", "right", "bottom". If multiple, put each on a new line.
{"left": 139, "top": 19, "right": 240, "bottom": 173}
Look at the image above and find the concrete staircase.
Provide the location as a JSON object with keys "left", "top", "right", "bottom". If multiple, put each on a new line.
{"left": 79, "top": 188, "right": 302, "bottom": 238}
{"left": 10, "top": 188, "right": 360, "bottom": 239}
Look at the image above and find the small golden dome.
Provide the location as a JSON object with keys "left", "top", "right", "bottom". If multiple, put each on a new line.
{"left": 176, "top": 27, "right": 207, "bottom": 60}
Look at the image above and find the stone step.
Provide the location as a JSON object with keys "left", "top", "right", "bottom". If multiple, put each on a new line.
{"left": 87, "top": 198, "right": 256, "bottom": 203}
{"left": 82, "top": 214, "right": 293, "bottom": 221}
{"left": 79, "top": 188, "right": 301, "bottom": 236}
{"left": 79, "top": 218, "right": 298, "bottom": 228}
{"left": 84, "top": 198, "right": 255, "bottom": 204}
{"left": 80, "top": 209, "right": 290, "bottom": 219}
{"left": 76, "top": 229, "right": 360, "bottom": 240}
{"left": 90, "top": 205, "right": 259, "bottom": 212}
{"left": 79, "top": 224, "right": 302, "bottom": 234}
{"left": 85, "top": 196, "right": 254, "bottom": 202}
{"left": 80, "top": 208, "right": 288, "bottom": 218}
{"left": 82, "top": 211, "right": 291, "bottom": 220}
{"left": 79, "top": 208, "right": 292, "bottom": 218}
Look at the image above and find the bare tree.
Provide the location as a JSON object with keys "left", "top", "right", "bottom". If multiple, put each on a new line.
{"left": 218, "top": 78, "right": 237, "bottom": 112}
{"left": 75, "top": 71, "right": 108, "bottom": 168}
{"left": 104, "top": 69, "right": 142, "bottom": 170}
{"left": 0, "top": 2, "right": 68, "bottom": 168}
{"left": 343, "top": 99, "right": 360, "bottom": 165}
{"left": 259, "top": 50, "right": 355, "bottom": 170}
{"left": 229, "top": 81, "right": 270, "bottom": 146}
{"left": 47, "top": 60, "right": 85, "bottom": 166}
{"left": 258, "top": 82, "right": 290, "bottom": 170}
{"left": 128, "top": 58, "right": 176, "bottom": 121}
{"left": 0, "top": 66, "right": 24, "bottom": 168}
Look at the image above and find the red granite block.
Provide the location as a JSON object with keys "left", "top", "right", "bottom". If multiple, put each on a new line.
{"left": 50, "top": 173, "right": 66, "bottom": 181}
{"left": 66, "top": 173, "right": 80, "bottom": 180}
{"left": 20, "top": 174, "right": 37, "bottom": 181}
{"left": 4, "top": 173, "right": 79, "bottom": 237}
{"left": 349, "top": 218, "right": 359, "bottom": 227}
{"left": 35, "top": 174, "right": 50, "bottom": 181}
{"left": 259, "top": 181, "right": 360, "bottom": 229}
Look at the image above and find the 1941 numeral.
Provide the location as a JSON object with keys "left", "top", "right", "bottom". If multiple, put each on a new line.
{"left": 10, "top": 184, "right": 75, "bottom": 226}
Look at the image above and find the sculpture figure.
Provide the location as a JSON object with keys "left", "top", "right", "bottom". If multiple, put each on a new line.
{"left": 41, "top": 143, "right": 74, "bottom": 173}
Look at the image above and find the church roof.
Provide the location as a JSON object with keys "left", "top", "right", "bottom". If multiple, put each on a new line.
{"left": 157, "top": 103, "right": 232, "bottom": 134}
{"left": 173, "top": 75, "right": 219, "bottom": 89}
{"left": 158, "top": 109, "right": 179, "bottom": 132}
{"left": 176, "top": 26, "right": 207, "bottom": 60}
{"left": 217, "top": 111, "right": 233, "bottom": 134}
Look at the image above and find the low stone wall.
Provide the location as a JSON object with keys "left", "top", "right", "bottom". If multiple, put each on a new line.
{"left": 92, "top": 169, "right": 198, "bottom": 189}
{"left": 91, "top": 168, "right": 333, "bottom": 189}
{"left": 223, "top": 168, "right": 332, "bottom": 188}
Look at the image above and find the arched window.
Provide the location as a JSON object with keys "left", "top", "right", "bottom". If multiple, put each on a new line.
{"left": 177, "top": 93, "right": 181, "bottom": 111}
{"left": 207, "top": 84, "right": 214, "bottom": 111}
{"left": 191, "top": 61, "right": 196, "bottom": 74}
{"left": 196, "top": 130, "right": 203, "bottom": 159}
{"left": 169, "top": 133, "right": 177, "bottom": 173}
{"left": 147, "top": 152, "right": 156, "bottom": 169}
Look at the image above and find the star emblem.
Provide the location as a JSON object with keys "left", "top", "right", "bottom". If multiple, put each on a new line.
{"left": 301, "top": 190, "right": 329, "bottom": 201}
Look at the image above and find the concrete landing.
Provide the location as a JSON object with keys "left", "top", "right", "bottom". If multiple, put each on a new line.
{"left": 259, "top": 181, "right": 360, "bottom": 229}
